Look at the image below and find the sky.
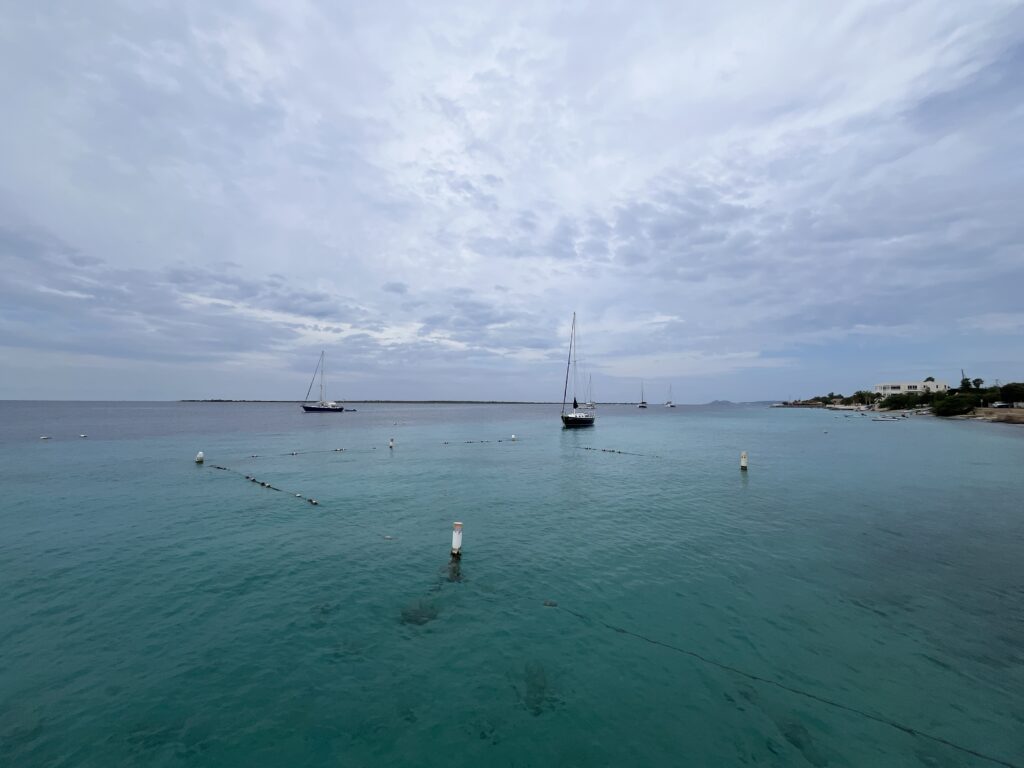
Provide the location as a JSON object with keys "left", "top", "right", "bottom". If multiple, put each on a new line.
{"left": 1, "top": 0, "right": 1023, "bottom": 402}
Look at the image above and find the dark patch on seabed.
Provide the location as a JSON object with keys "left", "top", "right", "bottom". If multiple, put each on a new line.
{"left": 311, "top": 601, "right": 339, "bottom": 628}
{"left": 779, "top": 721, "right": 829, "bottom": 767}
{"left": 726, "top": 684, "right": 831, "bottom": 767}
{"left": 123, "top": 719, "right": 210, "bottom": 760}
{"left": 510, "top": 661, "right": 563, "bottom": 716}
{"left": 400, "top": 598, "right": 439, "bottom": 625}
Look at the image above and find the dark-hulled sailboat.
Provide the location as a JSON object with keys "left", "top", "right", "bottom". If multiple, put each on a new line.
{"left": 301, "top": 350, "right": 345, "bottom": 412}
{"left": 561, "top": 313, "right": 595, "bottom": 428}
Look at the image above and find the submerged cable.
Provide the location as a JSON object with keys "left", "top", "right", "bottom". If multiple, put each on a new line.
{"left": 558, "top": 605, "right": 1019, "bottom": 768}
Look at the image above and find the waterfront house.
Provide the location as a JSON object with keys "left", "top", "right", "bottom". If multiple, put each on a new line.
{"left": 874, "top": 380, "right": 949, "bottom": 396}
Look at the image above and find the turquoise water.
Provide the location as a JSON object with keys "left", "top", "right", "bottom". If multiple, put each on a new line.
{"left": 1, "top": 402, "right": 1022, "bottom": 767}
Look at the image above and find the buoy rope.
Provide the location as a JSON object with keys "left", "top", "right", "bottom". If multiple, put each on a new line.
{"left": 574, "top": 446, "right": 660, "bottom": 458}
{"left": 557, "top": 605, "right": 1019, "bottom": 768}
{"left": 205, "top": 464, "right": 322, "bottom": 505}
{"left": 241, "top": 447, "right": 360, "bottom": 459}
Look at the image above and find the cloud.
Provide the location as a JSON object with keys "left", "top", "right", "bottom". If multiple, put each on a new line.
{"left": 960, "top": 313, "right": 1024, "bottom": 334}
{"left": 1, "top": 1, "right": 1023, "bottom": 400}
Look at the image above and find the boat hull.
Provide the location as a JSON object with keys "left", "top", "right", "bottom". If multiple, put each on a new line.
{"left": 561, "top": 413, "right": 595, "bottom": 428}
{"left": 302, "top": 405, "right": 345, "bottom": 413}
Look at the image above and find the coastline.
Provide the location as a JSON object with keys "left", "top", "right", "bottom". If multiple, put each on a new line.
{"left": 962, "top": 407, "right": 1024, "bottom": 425}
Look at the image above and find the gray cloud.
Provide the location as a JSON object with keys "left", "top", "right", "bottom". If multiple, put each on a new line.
{"left": 1, "top": 1, "right": 1023, "bottom": 400}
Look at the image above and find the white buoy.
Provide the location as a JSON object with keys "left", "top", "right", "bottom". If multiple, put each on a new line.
{"left": 511, "top": 434, "right": 517, "bottom": 441}
{"left": 389, "top": 438, "right": 394, "bottom": 449}
{"left": 451, "top": 521, "right": 463, "bottom": 558}
{"left": 195, "top": 451, "right": 204, "bottom": 464}
{"left": 79, "top": 434, "right": 87, "bottom": 438}
{"left": 740, "top": 451, "right": 748, "bottom": 471}
{"left": 40, "top": 436, "right": 50, "bottom": 440}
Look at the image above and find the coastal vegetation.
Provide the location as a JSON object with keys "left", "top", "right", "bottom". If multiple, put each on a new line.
{"left": 878, "top": 378, "right": 1023, "bottom": 416}
{"left": 799, "top": 391, "right": 879, "bottom": 406}
{"left": 797, "top": 378, "right": 1024, "bottom": 418}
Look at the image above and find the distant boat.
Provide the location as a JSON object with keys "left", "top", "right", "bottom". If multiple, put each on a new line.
{"left": 638, "top": 380, "right": 648, "bottom": 408}
{"left": 665, "top": 384, "right": 676, "bottom": 408}
{"left": 301, "top": 351, "right": 345, "bottom": 413}
{"left": 584, "top": 374, "right": 595, "bottom": 408}
{"left": 561, "top": 313, "right": 595, "bottom": 428}
{"left": 872, "top": 416, "right": 901, "bottom": 422}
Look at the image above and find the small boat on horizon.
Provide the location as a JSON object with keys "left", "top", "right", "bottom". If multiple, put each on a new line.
{"left": 584, "top": 374, "right": 595, "bottom": 408}
{"left": 638, "top": 380, "right": 648, "bottom": 408}
{"left": 665, "top": 384, "right": 676, "bottom": 407}
{"left": 301, "top": 350, "right": 345, "bottom": 413}
{"left": 560, "top": 313, "right": 595, "bottom": 428}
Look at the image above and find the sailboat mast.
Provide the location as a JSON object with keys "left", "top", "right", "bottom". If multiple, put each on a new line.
{"left": 562, "top": 313, "right": 575, "bottom": 415}
{"left": 320, "top": 351, "right": 325, "bottom": 402}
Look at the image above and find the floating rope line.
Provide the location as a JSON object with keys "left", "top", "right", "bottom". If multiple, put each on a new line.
{"left": 442, "top": 438, "right": 516, "bottom": 445}
{"left": 206, "top": 464, "right": 321, "bottom": 505}
{"left": 575, "top": 446, "right": 661, "bottom": 458}
{"left": 556, "top": 604, "right": 1019, "bottom": 768}
{"left": 242, "top": 448, "right": 354, "bottom": 460}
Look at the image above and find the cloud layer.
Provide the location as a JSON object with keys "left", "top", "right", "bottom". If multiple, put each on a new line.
{"left": 2, "top": 1, "right": 1022, "bottom": 400}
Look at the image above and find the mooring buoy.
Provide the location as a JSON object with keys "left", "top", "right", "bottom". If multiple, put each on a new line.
{"left": 195, "top": 451, "right": 204, "bottom": 464}
{"left": 451, "top": 521, "right": 463, "bottom": 558}
{"left": 740, "top": 451, "right": 748, "bottom": 471}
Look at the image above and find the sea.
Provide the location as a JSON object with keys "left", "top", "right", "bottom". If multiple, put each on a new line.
{"left": 1, "top": 401, "right": 1022, "bottom": 767}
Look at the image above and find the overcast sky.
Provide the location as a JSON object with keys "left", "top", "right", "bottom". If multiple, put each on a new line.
{"left": 2, "top": 1, "right": 1022, "bottom": 402}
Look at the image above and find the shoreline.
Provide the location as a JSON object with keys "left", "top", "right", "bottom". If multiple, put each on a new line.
{"left": 959, "top": 407, "right": 1024, "bottom": 425}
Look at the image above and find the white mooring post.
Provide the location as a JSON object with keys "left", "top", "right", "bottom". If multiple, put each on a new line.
{"left": 195, "top": 451, "right": 204, "bottom": 464}
{"left": 389, "top": 438, "right": 395, "bottom": 449}
{"left": 451, "top": 521, "right": 463, "bottom": 558}
{"left": 740, "top": 451, "right": 748, "bottom": 471}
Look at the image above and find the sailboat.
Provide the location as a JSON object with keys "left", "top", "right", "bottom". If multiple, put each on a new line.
{"left": 638, "top": 381, "right": 648, "bottom": 408}
{"left": 301, "top": 351, "right": 345, "bottom": 412}
{"left": 561, "top": 313, "right": 595, "bottom": 428}
{"left": 665, "top": 384, "right": 676, "bottom": 408}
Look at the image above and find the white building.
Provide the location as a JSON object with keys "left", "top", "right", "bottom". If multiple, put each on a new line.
{"left": 874, "top": 380, "right": 949, "bottom": 396}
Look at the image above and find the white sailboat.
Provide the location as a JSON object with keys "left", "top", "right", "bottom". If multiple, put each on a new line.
{"left": 301, "top": 351, "right": 345, "bottom": 412}
{"left": 584, "top": 374, "right": 595, "bottom": 408}
{"left": 561, "top": 313, "right": 595, "bottom": 428}
{"left": 638, "top": 380, "right": 648, "bottom": 408}
{"left": 666, "top": 384, "right": 676, "bottom": 407}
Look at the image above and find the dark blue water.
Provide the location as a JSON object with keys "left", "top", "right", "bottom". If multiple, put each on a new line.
{"left": 1, "top": 402, "right": 1022, "bottom": 766}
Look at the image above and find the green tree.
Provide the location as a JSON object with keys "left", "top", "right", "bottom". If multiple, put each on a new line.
{"left": 972, "top": 378, "right": 984, "bottom": 390}
{"left": 1000, "top": 382, "right": 1024, "bottom": 403}
{"left": 960, "top": 376, "right": 972, "bottom": 391}
{"left": 852, "top": 390, "right": 877, "bottom": 405}
{"left": 924, "top": 376, "right": 935, "bottom": 382}
{"left": 880, "top": 393, "right": 920, "bottom": 410}
{"left": 933, "top": 393, "right": 979, "bottom": 417}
